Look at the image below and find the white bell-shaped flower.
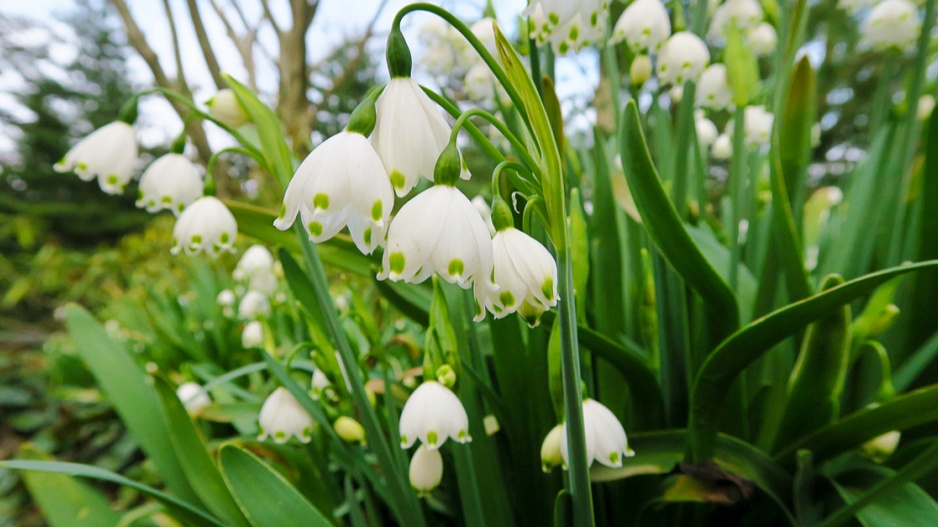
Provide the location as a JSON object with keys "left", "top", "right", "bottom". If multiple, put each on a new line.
{"left": 399, "top": 380, "right": 471, "bottom": 449}
{"left": 216, "top": 289, "right": 236, "bottom": 306}
{"left": 465, "top": 62, "right": 508, "bottom": 105}
{"left": 696, "top": 114, "right": 719, "bottom": 146}
{"left": 247, "top": 271, "right": 278, "bottom": 295}
{"left": 471, "top": 196, "right": 496, "bottom": 236}
{"left": 233, "top": 245, "right": 275, "bottom": 280}
{"left": 526, "top": 0, "right": 610, "bottom": 55}
{"left": 311, "top": 369, "right": 332, "bottom": 400}
{"left": 747, "top": 22, "right": 778, "bottom": 56}
{"left": 418, "top": 17, "right": 470, "bottom": 76}
{"left": 275, "top": 131, "right": 394, "bottom": 255}
{"left": 469, "top": 18, "right": 499, "bottom": 58}
{"left": 918, "top": 95, "right": 936, "bottom": 121}
{"left": 609, "top": 0, "right": 671, "bottom": 51}
{"left": 541, "top": 424, "right": 564, "bottom": 472}
{"left": 476, "top": 221, "right": 559, "bottom": 326}
{"left": 560, "top": 399, "right": 634, "bottom": 468}
{"left": 378, "top": 185, "right": 496, "bottom": 291}
{"left": 242, "top": 320, "right": 264, "bottom": 348}
{"left": 206, "top": 89, "right": 250, "bottom": 129}
{"left": 742, "top": 105, "right": 774, "bottom": 146}
{"left": 54, "top": 121, "right": 138, "bottom": 195}
{"left": 409, "top": 444, "right": 444, "bottom": 495}
{"left": 238, "top": 291, "right": 270, "bottom": 319}
{"left": 709, "top": 0, "right": 764, "bottom": 38}
{"left": 657, "top": 32, "right": 710, "bottom": 86}
{"left": 176, "top": 382, "right": 211, "bottom": 414}
{"left": 136, "top": 153, "right": 202, "bottom": 216}
{"left": 861, "top": 0, "right": 920, "bottom": 52}
{"left": 170, "top": 196, "right": 237, "bottom": 257}
{"left": 696, "top": 64, "right": 734, "bottom": 110}
{"left": 258, "top": 387, "right": 313, "bottom": 444}
{"left": 372, "top": 78, "right": 467, "bottom": 197}
{"left": 712, "top": 134, "right": 733, "bottom": 160}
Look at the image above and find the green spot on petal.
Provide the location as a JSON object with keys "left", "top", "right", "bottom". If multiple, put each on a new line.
{"left": 191, "top": 234, "right": 202, "bottom": 244}
{"left": 390, "top": 170, "right": 406, "bottom": 190}
{"left": 178, "top": 203, "right": 185, "bottom": 213}
{"left": 548, "top": 12, "right": 559, "bottom": 24}
{"left": 458, "top": 430, "right": 467, "bottom": 440}
{"left": 400, "top": 434, "right": 408, "bottom": 446}
{"left": 427, "top": 430, "right": 438, "bottom": 446}
{"left": 389, "top": 252, "right": 405, "bottom": 274}
{"left": 275, "top": 431, "right": 286, "bottom": 440}
{"left": 559, "top": 41, "right": 569, "bottom": 54}
{"left": 107, "top": 174, "right": 118, "bottom": 185}
{"left": 220, "top": 232, "right": 230, "bottom": 243}
{"left": 371, "top": 200, "right": 383, "bottom": 221}
{"left": 77, "top": 162, "right": 88, "bottom": 171}
{"left": 308, "top": 221, "right": 323, "bottom": 237}
{"left": 590, "top": 11, "right": 598, "bottom": 26}
{"left": 161, "top": 195, "right": 172, "bottom": 204}
{"left": 499, "top": 291, "right": 515, "bottom": 307}
{"left": 448, "top": 259, "right": 464, "bottom": 277}
{"left": 569, "top": 25, "right": 579, "bottom": 40}
{"left": 609, "top": 452, "right": 620, "bottom": 464}
{"left": 313, "top": 193, "right": 329, "bottom": 210}
{"left": 137, "top": 189, "right": 144, "bottom": 200}
{"left": 542, "top": 278, "right": 554, "bottom": 301}
{"left": 278, "top": 203, "right": 286, "bottom": 219}
{"left": 363, "top": 227, "right": 372, "bottom": 246}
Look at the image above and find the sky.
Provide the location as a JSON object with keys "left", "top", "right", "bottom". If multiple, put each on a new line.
{"left": 2, "top": 0, "right": 599, "bottom": 154}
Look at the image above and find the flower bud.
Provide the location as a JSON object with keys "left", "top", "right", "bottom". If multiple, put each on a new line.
{"left": 747, "top": 22, "right": 778, "bottom": 56}
{"left": 386, "top": 26, "right": 413, "bottom": 78}
{"left": 176, "top": 382, "right": 211, "bottom": 415}
{"left": 409, "top": 444, "right": 444, "bottom": 495}
{"left": 242, "top": 320, "right": 264, "bottom": 348}
{"left": 917, "top": 95, "right": 935, "bottom": 122}
{"left": 435, "top": 364, "right": 457, "bottom": 388}
{"left": 433, "top": 142, "right": 463, "bottom": 186}
{"left": 334, "top": 416, "right": 366, "bottom": 444}
{"left": 541, "top": 424, "right": 564, "bottom": 472}
{"left": 206, "top": 89, "right": 249, "bottom": 128}
{"left": 868, "top": 304, "right": 900, "bottom": 337}
{"left": 861, "top": 431, "right": 901, "bottom": 463}
{"left": 630, "top": 55, "right": 653, "bottom": 86}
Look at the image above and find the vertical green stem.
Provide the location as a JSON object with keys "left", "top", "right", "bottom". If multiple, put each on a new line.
{"left": 672, "top": 80, "right": 698, "bottom": 217}
{"left": 728, "top": 106, "right": 747, "bottom": 291}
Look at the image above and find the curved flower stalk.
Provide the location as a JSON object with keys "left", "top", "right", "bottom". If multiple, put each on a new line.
{"left": 258, "top": 387, "right": 313, "bottom": 444}
{"left": 54, "top": 121, "right": 138, "bottom": 195}
{"left": 560, "top": 399, "right": 634, "bottom": 468}
{"left": 170, "top": 196, "right": 237, "bottom": 257}
{"left": 399, "top": 381, "right": 471, "bottom": 449}
{"left": 136, "top": 153, "right": 203, "bottom": 215}
{"left": 526, "top": 0, "right": 610, "bottom": 54}
{"left": 609, "top": 0, "right": 671, "bottom": 52}
{"left": 409, "top": 444, "right": 444, "bottom": 495}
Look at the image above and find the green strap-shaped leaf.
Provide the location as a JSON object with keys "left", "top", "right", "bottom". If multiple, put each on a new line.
{"left": 907, "top": 112, "right": 938, "bottom": 356}
{"left": 779, "top": 57, "right": 817, "bottom": 213}
{"left": 152, "top": 377, "right": 252, "bottom": 527}
{"left": 223, "top": 74, "right": 294, "bottom": 188}
{"left": 689, "top": 260, "right": 938, "bottom": 460}
{"left": 17, "top": 445, "right": 121, "bottom": 527}
{"left": 0, "top": 460, "right": 223, "bottom": 527}
{"left": 620, "top": 101, "right": 739, "bottom": 344}
{"left": 63, "top": 305, "right": 199, "bottom": 505}
{"left": 218, "top": 444, "right": 333, "bottom": 527}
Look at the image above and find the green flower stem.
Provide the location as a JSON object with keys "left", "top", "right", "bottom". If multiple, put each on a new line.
{"left": 449, "top": 108, "right": 543, "bottom": 182}
{"left": 422, "top": 88, "right": 507, "bottom": 164}
{"left": 530, "top": 38, "right": 544, "bottom": 100}
{"left": 391, "top": 3, "right": 530, "bottom": 134}
{"left": 293, "top": 227, "right": 426, "bottom": 527}
{"left": 492, "top": 160, "right": 537, "bottom": 200}
{"left": 204, "top": 147, "right": 265, "bottom": 196}
{"left": 671, "top": 80, "right": 697, "bottom": 216}
{"left": 728, "top": 106, "right": 747, "bottom": 292}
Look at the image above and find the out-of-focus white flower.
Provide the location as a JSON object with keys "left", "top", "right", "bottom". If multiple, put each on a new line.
{"left": 465, "top": 62, "right": 508, "bottom": 105}
{"left": 247, "top": 271, "right": 278, "bottom": 295}
{"left": 470, "top": 18, "right": 499, "bottom": 57}
{"left": 372, "top": 78, "right": 466, "bottom": 197}
{"left": 399, "top": 381, "right": 471, "bottom": 449}
{"left": 838, "top": 0, "right": 876, "bottom": 13}
{"left": 709, "top": 0, "right": 764, "bottom": 38}
{"left": 311, "top": 369, "right": 332, "bottom": 400}
{"left": 205, "top": 89, "right": 249, "bottom": 129}
{"left": 233, "top": 245, "right": 275, "bottom": 280}
{"left": 669, "top": 85, "right": 684, "bottom": 103}
{"left": 609, "top": 0, "right": 671, "bottom": 51}
{"left": 712, "top": 134, "right": 733, "bottom": 159}
{"left": 378, "top": 185, "right": 496, "bottom": 292}
{"left": 742, "top": 105, "right": 774, "bottom": 146}
{"left": 409, "top": 444, "right": 444, "bottom": 495}
{"left": 917, "top": 94, "right": 935, "bottom": 121}
{"left": 657, "top": 32, "right": 710, "bottom": 86}
{"left": 697, "top": 64, "right": 734, "bottom": 110}
{"left": 176, "top": 382, "right": 211, "bottom": 414}
{"left": 170, "top": 197, "right": 237, "bottom": 257}
{"left": 812, "top": 123, "right": 822, "bottom": 147}
{"left": 334, "top": 416, "right": 366, "bottom": 443}
{"left": 560, "top": 399, "right": 634, "bottom": 468}
{"left": 54, "top": 122, "right": 138, "bottom": 195}
{"left": 238, "top": 290, "right": 270, "bottom": 319}
{"left": 861, "top": 431, "right": 901, "bottom": 463}
{"left": 216, "top": 289, "right": 236, "bottom": 306}
{"left": 476, "top": 226, "right": 559, "bottom": 325}
{"left": 275, "top": 130, "right": 394, "bottom": 254}
{"left": 747, "top": 22, "right": 778, "bottom": 56}
{"left": 258, "top": 387, "right": 313, "bottom": 444}
{"left": 418, "top": 16, "right": 471, "bottom": 75}
{"left": 630, "top": 55, "right": 653, "bottom": 85}
{"left": 471, "top": 196, "right": 496, "bottom": 236}
{"left": 541, "top": 424, "right": 564, "bottom": 472}
{"left": 526, "top": 0, "right": 610, "bottom": 55}
{"left": 861, "top": 0, "right": 920, "bottom": 52}
{"left": 136, "top": 154, "right": 202, "bottom": 216}
{"left": 696, "top": 114, "right": 719, "bottom": 146}
{"left": 242, "top": 320, "right": 264, "bottom": 348}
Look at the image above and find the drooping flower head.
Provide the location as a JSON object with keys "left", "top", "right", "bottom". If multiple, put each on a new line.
{"left": 747, "top": 22, "right": 778, "bottom": 56}
{"left": 560, "top": 399, "right": 634, "bottom": 468}
{"left": 234, "top": 245, "right": 275, "bottom": 280}
{"left": 708, "top": 0, "right": 764, "bottom": 39}
{"left": 136, "top": 153, "right": 203, "bottom": 216}
{"left": 238, "top": 290, "right": 270, "bottom": 320}
{"left": 176, "top": 382, "right": 211, "bottom": 415}
{"left": 242, "top": 320, "right": 264, "bottom": 348}
{"left": 54, "top": 121, "right": 138, "bottom": 195}
{"left": 657, "top": 32, "right": 710, "bottom": 86}
{"left": 609, "top": 0, "right": 671, "bottom": 52}
{"left": 526, "top": 0, "right": 610, "bottom": 54}
{"left": 170, "top": 196, "right": 237, "bottom": 257}
{"left": 696, "top": 64, "right": 734, "bottom": 110}
{"left": 258, "top": 387, "right": 313, "bottom": 444}
{"left": 861, "top": 0, "right": 920, "bottom": 52}
{"left": 399, "top": 380, "right": 471, "bottom": 450}
{"left": 205, "top": 89, "right": 250, "bottom": 129}
{"left": 712, "top": 134, "right": 733, "bottom": 160}
{"left": 695, "top": 112, "right": 719, "bottom": 147}
{"left": 311, "top": 369, "right": 332, "bottom": 400}
{"left": 410, "top": 444, "right": 444, "bottom": 495}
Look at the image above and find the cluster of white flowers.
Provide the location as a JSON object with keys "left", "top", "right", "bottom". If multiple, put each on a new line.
{"left": 860, "top": 0, "right": 921, "bottom": 51}
{"left": 526, "top": 0, "right": 610, "bottom": 55}
{"left": 708, "top": 0, "right": 777, "bottom": 56}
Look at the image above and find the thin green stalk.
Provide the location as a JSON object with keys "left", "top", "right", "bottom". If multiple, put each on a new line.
{"left": 449, "top": 108, "right": 543, "bottom": 181}
{"left": 530, "top": 38, "right": 544, "bottom": 100}
{"left": 293, "top": 227, "right": 425, "bottom": 527}
{"left": 422, "top": 88, "right": 507, "bottom": 164}
{"left": 728, "top": 106, "right": 747, "bottom": 291}
{"left": 672, "top": 81, "right": 698, "bottom": 216}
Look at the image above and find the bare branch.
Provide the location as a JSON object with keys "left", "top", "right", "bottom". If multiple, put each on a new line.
{"left": 259, "top": 0, "right": 282, "bottom": 35}
{"left": 184, "top": 0, "right": 225, "bottom": 89}
{"left": 161, "top": 0, "right": 187, "bottom": 89}
{"left": 206, "top": 0, "right": 258, "bottom": 90}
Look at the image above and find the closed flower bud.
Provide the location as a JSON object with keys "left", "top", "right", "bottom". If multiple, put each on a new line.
{"left": 216, "top": 289, "right": 236, "bottom": 306}
{"left": 709, "top": 0, "right": 764, "bottom": 39}
{"left": 696, "top": 114, "right": 719, "bottom": 146}
{"left": 526, "top": 0, "right": 610, "bottom": 55}
{"left": 657, "top": 32, "right": 710, "bottom": 86}
{"left": 630, "top": 55, "right": 653, "bottom": 85}
{"left": 560, "top": 399, "right": 634, "bottom": 469}
{"left": 435, "top": 364, "right": 457, "bottom": 388}
{"left": 378, "top": 185, "right": 496, "bottom": 293}
{"left": 176, "top": 382, "right": 211, "bottom": 414}
{"left": 233, "top": 245, "right": 275, "bottom": 281}
{"left": 861, "top": 0, "right": 920, "bottom": 52}
{"left": 917, "top": 95, "right": 935, "bottom": 121}
{"left": 54, "top": 121, "right": 138, "bottom": 195}
{"left": 746, "top": 22, "right": 778, "bottom": 56}
{"left": 409, "top": 444, "right": 444, "bottom": 495}
{"left": 861, "top": 431, "right": 901, "bottom": 463}
{"left": 334, "top": 416, "right": 366, "bottom": 444}
{"left": 238, "top": 290, "right": 270, "bottom": 320}
{"left": 205, "top": 89, "right": 250, "bottom": 128}
{"left": 696, "top": 64, "right": 734, "bottom": 110}
{"left": 712, "top": 134, "right": 733, "bottom": 159}
{"left": 541, "top": 424, "right": 564, "bottom": 472}
{"left": 311, "top": 369, "right": 332, "bottom": 401}
{"left": 171, "top": 196, "right": 237, "bottom": 257}
{"left": 242, "top": 320, "right": 264, "bottom": 348}
{"left": 399, "top": 381, "right": 471, "bottom": 449}
{"left": 610, "top": 0, "right": 671, "bottom": 51}
{"left": 258, "top": 387, "right": 313, "bottom": 444}
{"left": 136, "top": 154, "right": 203, "bottom": 216}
